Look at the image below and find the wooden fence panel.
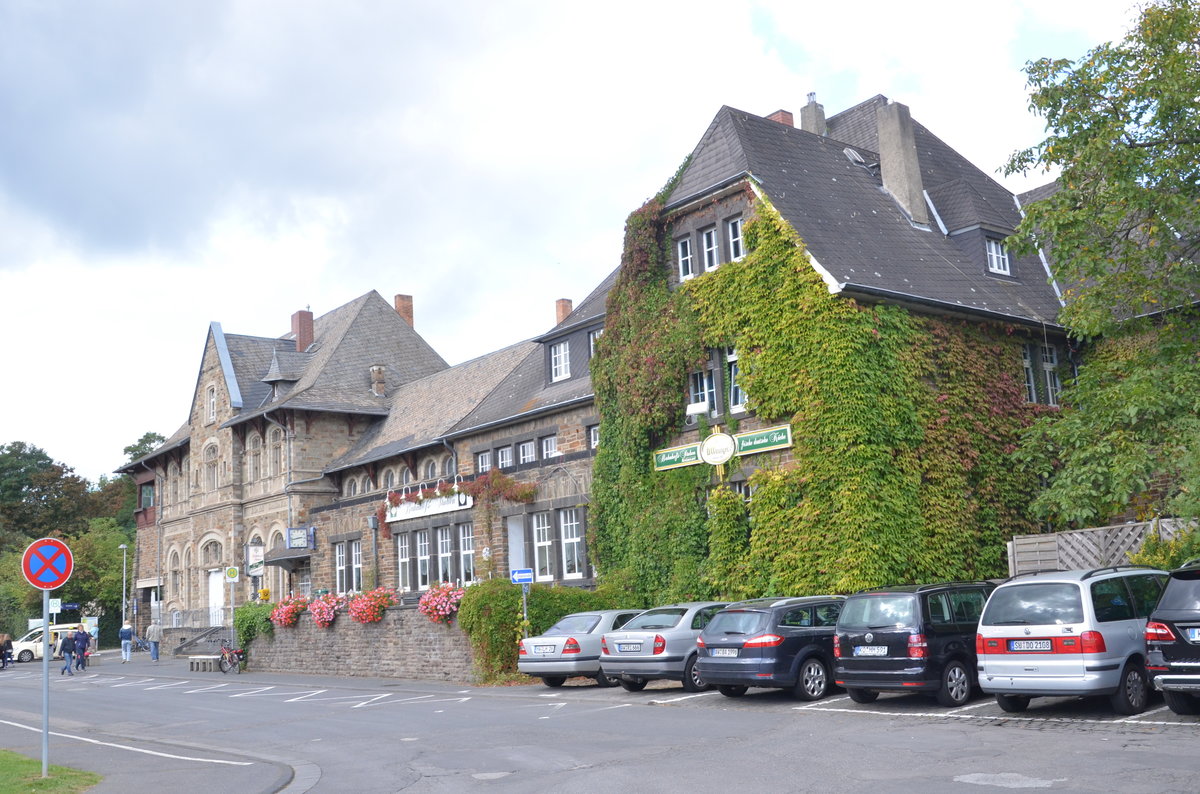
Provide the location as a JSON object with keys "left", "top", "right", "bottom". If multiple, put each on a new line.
{"left": 1009, "top": 519, "right": 1185, "bottom": 575}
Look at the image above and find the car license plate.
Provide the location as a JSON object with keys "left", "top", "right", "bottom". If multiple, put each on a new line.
{"left": 535, "top": 645, "right": 555, "bottom": 654}
{"left": 617, "top": 643, "right": 641, "bottom": 653}
{"left": 853, "top": 645, "right": 887, "bottom": 656}
{"left": 1008, "top": 639, "right": 1052, "bottom": 652}
{"left": 711, "top": 648, "right": 738, "bottom": 657}
{"left": 1186, "top": 628, "right": 1200, "bottom": 643}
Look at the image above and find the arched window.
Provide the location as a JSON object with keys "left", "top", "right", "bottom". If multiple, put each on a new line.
{"left": 202, "top": 540, "right": 222, "bottom": 566}
{"left": 204, "top": 445, "right": 219, "bottom": 491}
{"left": 401, "top": 467, "right": 413, "bottom": 486}
{"left": 183, "top": 459, "right": 191, "bottom": 496}
{"left": 384, "top": 469, "right": 395, "bottom": 490}
{"left": 169, "top": 462, "right": 179, "bottom": 503}
{"left": 268, "top": 428, "right": 283, "bottom": 476}
{"left": 346, "top": 478, "right": 358, "bottom": 497}
{"left": 441, "top": 455, "right": 455, "bottom": 477}
{"left": 247, "top": 434, "right": 262, "bottom": 481}
{"left": 170, "top": 551, "right": 181, "bottom": 597}
{"left": 424, "top": 459, "right": 437, "bottom": 481}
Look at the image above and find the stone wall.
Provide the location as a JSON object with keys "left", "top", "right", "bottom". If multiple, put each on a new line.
{"left": 243, "top": 604, "right": 475, "bottom": 682}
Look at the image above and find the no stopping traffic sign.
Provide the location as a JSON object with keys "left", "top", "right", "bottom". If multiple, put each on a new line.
{"left": 22, "top": 538, "right": 74, "bottom": 590}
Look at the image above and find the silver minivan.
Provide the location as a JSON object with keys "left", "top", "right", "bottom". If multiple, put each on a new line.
{"left": 976, "top": 566, "right": 1167, "bottom": 714}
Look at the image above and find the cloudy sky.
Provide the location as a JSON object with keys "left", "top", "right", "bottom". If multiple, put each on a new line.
{"left": 0, "top": 0, "right": 1142, "bottom": 484}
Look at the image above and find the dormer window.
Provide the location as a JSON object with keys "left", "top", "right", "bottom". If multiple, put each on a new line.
{"left": 678, "top": 237, "right": 695, "bottom": 281}
{"left": 986, "top": 238, "right": 1011, "bottom": 276}
{"left": 550, "top": 341, "right": 570, "bottom": 382}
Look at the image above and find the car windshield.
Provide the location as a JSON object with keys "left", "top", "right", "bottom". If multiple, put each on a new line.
{"left": 623, "top": 608, "right": 686, "bottom": 631}
{"left": 705, "top": 610, "right": 767, "bottom": 635}
{"left": 1157, "top": 569, "right": 1200, "bottom": 611}
{"left": 981, "top": 583, "right": 1083, "bottom": 625}
{"left": 544, "top": 614, "right": 601, "bottom": 635}
{"left": 838, "top": 595, "right": 916, "bottom": 630}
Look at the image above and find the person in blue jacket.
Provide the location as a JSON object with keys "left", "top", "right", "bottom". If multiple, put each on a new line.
{"left": 59, "top": 631, "right": 76, "bottom": 675}
{"left": 119, "top": 622, "right": 133, "bottom": 663}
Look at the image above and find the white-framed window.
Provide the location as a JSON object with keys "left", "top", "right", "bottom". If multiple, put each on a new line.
{"left": 436, "top": 527, "right": 453, "bottom": 583}
{"left": 424, "top": 459, "right": 437, "bottom": 481}
{"left": 350, "top": 539, "right": 362, "bottom": 592}
{"left": 560, "top": 508, "right": 583, "bottom": 580}
{"left": 727, "top": 217, "right": 744, "bottom": 261}
{"left": 731, "top": 480, "right": 754, "bottom": 504}
{"left": 726, "top": 347, "right": 745, "bottom": 411}
{"left": 402, "top": 467, "right": 413, "bottom": 485}
{"left": 589, "top": 328, "right": 604, "bottom": 357}
{"left": 476, "top": 451, "right": 492, "bottom": 473}
{"left": 689, "top": 370, "right": 715, "bottom": 411}
{"left": 1041, "top": 345, "right": 1061, "bottom": 407}
{"left": 416, "top": 530, "right": 430, "bottom": 590}
{"left": 702, "top": 227, "right": 719, "bottom": 271}
{"left": 458, "top": 523, "right": 475, "bottom": 584}
{"left": 534, "top": 513, "right": 553, "bottom": 581}
{"left": 497, "top": 446, "right": 513, "bottom": 469}
{"left": 335, "top": 542, "right": 348, "bottom": 593}
{"left": 442, "top": 455, "right": 455, "bottom": 477}
{"left": 345, "top": 478, "right": 357, "bottom": 497}
{"left": 518, "top": 441, "right": 536, "bottom": 464}
{"left": 397, "top": 534, "right": 411, "bottom": 592}
{"left": 541, "top": 435, "right": 559, "bottom": 459}
{"left": 384, "top": 469, "right": 395, "bottom": 490}
{"left": 986, "top": 238, "right": 1010, "bottom": 275}
{"left": 550, "top": 341, "right": 571, "bottom": 382}
{"left": 1022, "top": 346, "right": 1038, "bottom": 403}
{"left": 206, "top": 385, "right": 217, "bottom": 423}
{"left": 678, "top": 237, "right": 695, "bottom": 280}
{"left": 589, "top": 425, "right": 600, "bottom": 449}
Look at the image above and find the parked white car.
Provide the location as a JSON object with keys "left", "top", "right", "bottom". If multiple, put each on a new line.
{"left": 519, "top": 609, "right": 644, "bottom": 687}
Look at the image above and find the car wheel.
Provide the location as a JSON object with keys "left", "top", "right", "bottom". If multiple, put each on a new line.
{"left": 542, "top": 676, "right": 566, "bottom": 688}
{"left": 18, "top": 650, "right": 33, "bottom": 663}
{"left": 935, "top": 660, "right": 972, "bottom": 707}
{"left": 846, "top": 688, "right": 878, "bottom": 704}
{"left": 794, "top": 657, "right": 830, "bottom": 701}
{"left": 1109, "top": 661, "right": 1148, "bottom": 715}
{"left": 1163, "top": 691, "right": 1200, "bottom": 715}
{"left": 619, "top": 677, "right": 647, "bottom": 692}
{"left": 718, "top": 685, "right": 748, "bottom": 698}
{"left": 681, "top": 655, "right": 708, "bottom": 692}
{"left": 995, "top": 694, "right": 1030, "bottom": 713}
{"left": 594, "top": 672, "right": 620, "bottom": 688}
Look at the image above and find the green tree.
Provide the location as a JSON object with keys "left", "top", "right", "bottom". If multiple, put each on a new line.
{"left": 0, "top": 441, "right": 90, "bottom": 545}
{"left": 1007, "top": 0, "right": 1200, "bottom": 524}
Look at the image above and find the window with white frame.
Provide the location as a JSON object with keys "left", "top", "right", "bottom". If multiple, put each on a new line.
{"left": 541, "top": 435, "right": 559, "bottom": 459}
{"left": 534, "top": 513, "right": 553, "bottom": 581}
{"left": 497, "top": 446, "right": 513, "bottom": 469}
{"left": 550, "top": 341, "right": 571, "bottom": 382}
{"left": 402, "top": 467, "right": 413, "bottom": 485}
{"left": 986, "top": 239, "right": 1010, "bottom": 275}
{"left": 731, "top": 480, "right": 754, "bottom": 504}
{"left": 476, "top": 451, "right": 492, "bottom": 473}
{"left": 589, "top": 425, "right": 600, "bottom": 449}
{"left": 206, "top": 385, "right": 217, "bottom": 423}
{"left": 416, "top": 530, "right": 430, "bottom": 590}
{"left": 726, "top": 348, "right": 746, "bottom": 411}
{"left": 442, "top": 455, "right": 455, "bottom": 477}
{"left": 436, "top": 527, "right": 453, "bottom": 583}
{"left": 689, "top": 370, "right": 715, "bottom": 411}
{"left": 678, "top": 237, "right": 695, "bottom": 280}
{"left": 397, "top": 534, "right": 411, "bottom": 592}
{"left": 1041, "top": 345, "right": 1062, "bottom": 407}
{"left": 458, "top": 523, "right": 475, "bottom": 584}
{"left": 589, "top": 328, "right": 604, "bottom": 357}
{"left": 702, "top": 227, "right": 719, "bottom": 271}
{"left": 560, "top": 508, "right": 583, "bottom": 579}
{"left": 384, "top": 469, "right": 395, "bottom": 490}
{"left": 335, "top": 542, "right": 348, "bottom": 593}
{"left": 727, "top": 217, "right": 744, "bottom": 261}
{"left": 350, "top": 539, "right": 362, "bottom": 592}
{"left": 1022, "top": 346, "right": 1038, "bottom": 403}
{"left": 345, "top": 478, "right": 357, "bottom": 497}
{"left": 424, "top": 459, "right": 437, "bottom": 481}
{"left": 518, "top": 441, "right": 535, "bottom": 464}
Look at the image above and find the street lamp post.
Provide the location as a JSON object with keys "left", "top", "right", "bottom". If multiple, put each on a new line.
{"left": 119, "top": 543, "right": 128, "bottom": 627}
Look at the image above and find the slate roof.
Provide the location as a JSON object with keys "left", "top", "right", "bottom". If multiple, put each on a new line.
{"left": 326, "top": 341, "right": 536, "bottom": 472}
{"left": 666, "top": 98, "right": 1064, "bottom": 326}
{"left": 537, "top": 266, "right": 618, "bottom": 340}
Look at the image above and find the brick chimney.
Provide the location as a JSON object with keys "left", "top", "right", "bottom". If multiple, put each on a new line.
{"left": 800, "top": 92, "right": 826, "bottom": 136}
{"left": 394, "top": 294, "right": 413, "bottom": 327}
{"left": 766, "top": 109, "right": 794, "bottom": 127}
{"left": 291, "top": 309, "right": 313, "bottom": 353}
{"left": 556, "top": 298, "right": 573, "bottom": 325}
{"left": 369, "top": 365, "right": 386, "bottom": 397}
{"left": 875, "top": 100, "right": 929, "bottom": 225}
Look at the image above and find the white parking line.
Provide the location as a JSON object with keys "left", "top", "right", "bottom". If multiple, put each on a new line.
{"left": 1113, "top": 704, "right": 1169, "bottom": 723}
{"left": 648, "top": 691, "right": 720, "bottom": 704}
{"left": 0, "top": 718, "right": 253, "bottom": 766}
{"left": 945, "top": 701, "right": 992, "bottom": 714}
{"left": 797, "top": 704, "right": 1200, "bottom": 728}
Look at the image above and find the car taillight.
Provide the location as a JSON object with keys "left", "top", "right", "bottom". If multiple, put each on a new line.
{"left": 653, "top": 634, "right": 666, "bottom": 655}
{"left": 833, "top": 635, "right": 841, "bottom": 658}
{"left": 600, "top": 637, "right": 609, "bottom": 655}
{"left": 908, "top": 633, "right": 928, "bottom": 659}
{"left": 743, "top": 633, "right": 784, "bottom": 648}
{"left": 518, "top": 642, "right": 527, "bottom": 656}
{"left": 563, "top": 638, "right": 581, "bottom": 654}
{"left": 1080, "top": 630, "right": 1107, "bottom": 654}
{"left": 976, "top": 633, "right": 985, "bottom": 654}
{"left": 1146, "top": 621, "right": 1176, "bottom": 642}
{"left": 696, "top": 636, "right": 706, "bottom": 648}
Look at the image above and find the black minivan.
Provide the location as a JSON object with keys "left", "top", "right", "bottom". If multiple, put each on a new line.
{"left": 833, "top": 581, "right": 994, "bottom": 707}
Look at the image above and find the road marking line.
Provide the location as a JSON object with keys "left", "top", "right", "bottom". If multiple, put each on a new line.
{"left": 184, "top": 683, "right": 232, "bottom": 693}
{"left": 229, "top": 687, "right": 278, "bottom": 697}
{"left": 946, "top": 701, "right": 992, "bottom": 714}
{"left": 0, "top": 718, "right": 253, "bottom": 766}
{"left": 795, "top": 704, "right": 1200, "bottom": 727}
{"left": 1113, "top": 704, "right": 1169, "bottom": 722}
{"left": 111, "top": 678, "right": 159, "bottom": 688}
{"left": 648, "top": 691, "right": 719, "bottom": 704}
{"left": 144, "top": 681, "right": 190, "bottom": 691}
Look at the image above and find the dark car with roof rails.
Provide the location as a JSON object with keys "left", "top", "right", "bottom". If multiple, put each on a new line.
{"left": 1145, "top": 561, "right": 1200, "bottom": 715}
{"left": 834, "top": 580, "right": 994, "bottom": 707}
{"left": 696, "top": 595, "right": 845, "bottom": 700}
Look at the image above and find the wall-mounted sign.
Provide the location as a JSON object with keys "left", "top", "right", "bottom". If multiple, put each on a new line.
{"left": 246, "top": 543, "right": 265, "bottom": 577}
{"left": 699, "top": 432, "right": 736, "bottom": 465}
{"left": 287, "top": 527, "right": 314, "bottom": 550}
{"left": 384, "top": 491, "right": 474, "bottom": 523}
{"left": 653, "top": 443, "right": 701, "bottom": 471}
{"left": 734, "top": 425, "right": 793, "bottom": 455}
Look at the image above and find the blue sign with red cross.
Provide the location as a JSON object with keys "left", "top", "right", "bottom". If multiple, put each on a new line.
{"left": 22, "top": 538, "right": 74, "bottom": 590}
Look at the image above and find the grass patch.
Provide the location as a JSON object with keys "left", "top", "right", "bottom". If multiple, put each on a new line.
{"left": 0, "top": 748, "right": 101, "bottom": 793}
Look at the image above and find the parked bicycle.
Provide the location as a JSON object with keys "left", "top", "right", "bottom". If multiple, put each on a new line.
{"left": 218, "top": 639, "right": 245, "bottom": 674}
{"left": 130, "top": 636, "right": 151, "bottom": 653}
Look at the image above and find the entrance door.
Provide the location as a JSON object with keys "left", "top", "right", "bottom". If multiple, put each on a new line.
{"left": 208, "top": 569, "right": 225, "bottom": 626}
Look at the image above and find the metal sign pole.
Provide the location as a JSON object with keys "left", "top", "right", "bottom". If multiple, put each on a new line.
{"left": 521, "top": 583, "right": 530, "bottom": 638}
{"left": 41, "top": 589, "right": 49, "bottom": 777}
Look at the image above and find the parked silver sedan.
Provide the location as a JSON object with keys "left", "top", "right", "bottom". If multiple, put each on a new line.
{"left": 600, "top": 601, "right": 728, "bottom": 692}
{"left": 519, "top": 609, "right": 644, "bottom": 687}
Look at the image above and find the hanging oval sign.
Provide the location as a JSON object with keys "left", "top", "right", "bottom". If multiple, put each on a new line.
{"left": 699, "top": 432, "right": 736, "bottom": 466}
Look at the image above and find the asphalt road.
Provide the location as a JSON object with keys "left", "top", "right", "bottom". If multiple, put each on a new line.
{"left": 2, "top": 653, "right": 1199, "bottom": 792}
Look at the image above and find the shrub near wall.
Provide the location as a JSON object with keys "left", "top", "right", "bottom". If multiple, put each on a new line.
{"left": 246, "top": 604, "right": 474, "bottom": 681}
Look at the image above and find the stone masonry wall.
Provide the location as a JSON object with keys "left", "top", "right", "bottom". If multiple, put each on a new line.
{"left": 244, "top": 604, "right": 475, "bottom": 682}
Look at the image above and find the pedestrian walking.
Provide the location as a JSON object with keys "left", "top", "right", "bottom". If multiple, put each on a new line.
{"left": 119, "top": 622, "right": 133, "bottom": 663}
{"left": 145, "top": 620, "right": 163, "bottom": 662}
{"left": 59, "top": 631, "right": 76, "bottom": 675}
{"left": 73, "top": 626, "right": 90, "bottom": 671}
{"left": 0, "top": 633, "right": 12, "bottom": 670}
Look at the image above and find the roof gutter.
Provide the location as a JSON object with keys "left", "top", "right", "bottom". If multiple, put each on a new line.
{"left": 664, "top": 171, "right": 756, "bottom": 214}
{"left": 840, "top": 283, "right": 1065, "bottom": 331}
{"left": 444, "top": 394, "right": 596, "bottom": 442}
